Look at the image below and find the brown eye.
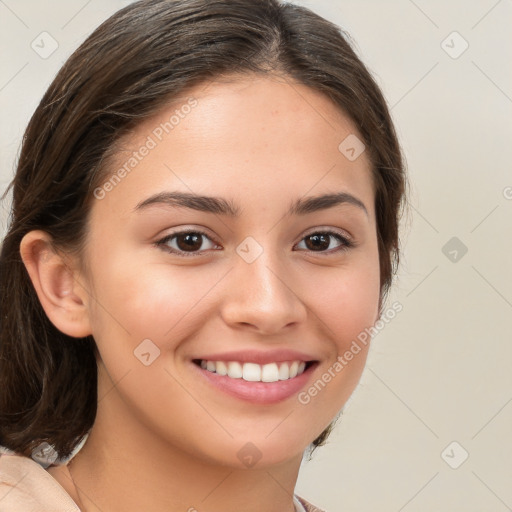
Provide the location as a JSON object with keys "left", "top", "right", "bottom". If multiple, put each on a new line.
{"left": 175, "top": 233, "right": 203, "bottom": 252}
{"left": 296, "top": 231, "right": 353, "bottom": 253}
{"left": 304, "top": 233, "right": 330, "bottom": 251}
{"left": 156, "top": 230, "right": 219, "bottom": 256}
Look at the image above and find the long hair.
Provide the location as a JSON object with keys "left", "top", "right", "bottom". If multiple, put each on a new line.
{"left": 0, "top": 0, "right": 407, "bottom": 460}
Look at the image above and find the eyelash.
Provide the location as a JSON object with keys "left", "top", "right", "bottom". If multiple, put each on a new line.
{"left": 155, "top": 228, "right": 355, "bottom": 258}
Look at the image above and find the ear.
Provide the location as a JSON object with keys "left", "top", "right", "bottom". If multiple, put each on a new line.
{"left": 19, "top": 230, "right": 92, "bottom": 338}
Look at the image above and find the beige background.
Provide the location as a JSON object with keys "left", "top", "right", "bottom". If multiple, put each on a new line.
{"left": 1, "top": 1, "right": 511, "bottom": 510}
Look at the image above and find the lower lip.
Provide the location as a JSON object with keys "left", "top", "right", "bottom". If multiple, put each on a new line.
{"left": 192, "top": 362, "right": 317, "bottom": 404}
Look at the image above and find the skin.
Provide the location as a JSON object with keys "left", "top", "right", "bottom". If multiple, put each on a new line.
{"left": 21, "top": 73, "right": 381, "bottom": 512}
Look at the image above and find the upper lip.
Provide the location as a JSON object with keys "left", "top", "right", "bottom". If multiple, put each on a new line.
{"left": 193, "top": 349, "right": 318, "bottom": 365}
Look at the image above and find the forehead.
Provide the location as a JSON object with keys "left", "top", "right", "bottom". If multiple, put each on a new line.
{"left": 93, "top": 73, "right": 375, "bottom": 220}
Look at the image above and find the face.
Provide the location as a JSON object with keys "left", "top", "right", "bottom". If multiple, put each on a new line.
{"left": 79, "top": 73, "right": 380, "bottom": 468}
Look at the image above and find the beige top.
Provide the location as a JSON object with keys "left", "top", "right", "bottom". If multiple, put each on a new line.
{"left": 0, "top": 453, "right": 326, "bottom": 512}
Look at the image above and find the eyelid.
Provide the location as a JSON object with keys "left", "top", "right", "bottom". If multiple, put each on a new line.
{"left": 299, "top": 226, "right": 353, "bottom": 242}
{"left": 155, "top": 224, "right": 219, "bottom": 242}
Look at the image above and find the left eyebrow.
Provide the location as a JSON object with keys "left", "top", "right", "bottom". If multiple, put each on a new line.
{"left": 132, "top": 191, "right": 368, "bottom": 218}
{"left": 289, "top": 192, "right": 368, "bottom": 218}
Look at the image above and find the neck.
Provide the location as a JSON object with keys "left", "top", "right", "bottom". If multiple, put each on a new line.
{"left": 67, "top": 366, "right": 303, "bottom": 512}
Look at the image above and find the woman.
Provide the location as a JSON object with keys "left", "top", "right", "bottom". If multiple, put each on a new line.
{"left": 0, "top": 0, "right": 407, "bottom": 510}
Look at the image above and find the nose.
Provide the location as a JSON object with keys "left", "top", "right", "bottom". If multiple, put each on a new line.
{"left": 220, "top": 250, "right": 307, "bottom": 335}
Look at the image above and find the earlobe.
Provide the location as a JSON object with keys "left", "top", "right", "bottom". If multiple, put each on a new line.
{"left": 19, "top": 230, "right": 93, "bottom": 338}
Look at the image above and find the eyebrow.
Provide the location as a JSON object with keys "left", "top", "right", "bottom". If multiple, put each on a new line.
{"left": 133, "top": 191, "right": 368, "bottom": 217}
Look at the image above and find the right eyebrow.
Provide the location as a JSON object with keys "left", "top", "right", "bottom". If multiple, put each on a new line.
{"left": 133, "top": 191, "right": 240, "bottom": 216}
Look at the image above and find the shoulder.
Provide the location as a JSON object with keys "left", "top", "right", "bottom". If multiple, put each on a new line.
{"left": 295, "top": 494, "right": 329, "bottom": 512}
{"left": 0, "top": 453, "right": 80, "bottom": 511}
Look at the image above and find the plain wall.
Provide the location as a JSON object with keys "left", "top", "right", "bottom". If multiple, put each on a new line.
{"left": 1, "top": 1, "right": 511, "bottom": 510}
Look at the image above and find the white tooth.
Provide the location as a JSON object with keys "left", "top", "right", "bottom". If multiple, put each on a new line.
{"left": 227, "top": 361, "right": 243, "bottom": 379}
{"left": 205, "top": 360, "right": 305, "bottom": 380}
{"left": 216, "top": 361, "right": 228, "bottom": 376}
{"left": 242, "top": 363, "right": 262, "bottom": 382}
{"left": 261, "top": 363, "right": 279, "bottom": 383}
{"left": 278, "top": 362, "right": 290, "bottom": 380}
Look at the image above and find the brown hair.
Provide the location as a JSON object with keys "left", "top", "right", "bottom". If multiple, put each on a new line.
{"left": 0, "top": 0, "right": 407, "bottom": 460}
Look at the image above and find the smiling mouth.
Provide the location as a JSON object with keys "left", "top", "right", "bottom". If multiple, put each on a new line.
{"left": 192, "top": 359, "right": 316, "bottom": 383}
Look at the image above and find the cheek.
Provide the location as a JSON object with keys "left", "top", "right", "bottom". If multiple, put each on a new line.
{"left": 306, "top": 253, "right": 381, "bottom": 348}
{"left": 85, "top": 250, "right": 225, "bottom": 356}
{"left": 294, "top": 253, "right": 380, "bottom": 427}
